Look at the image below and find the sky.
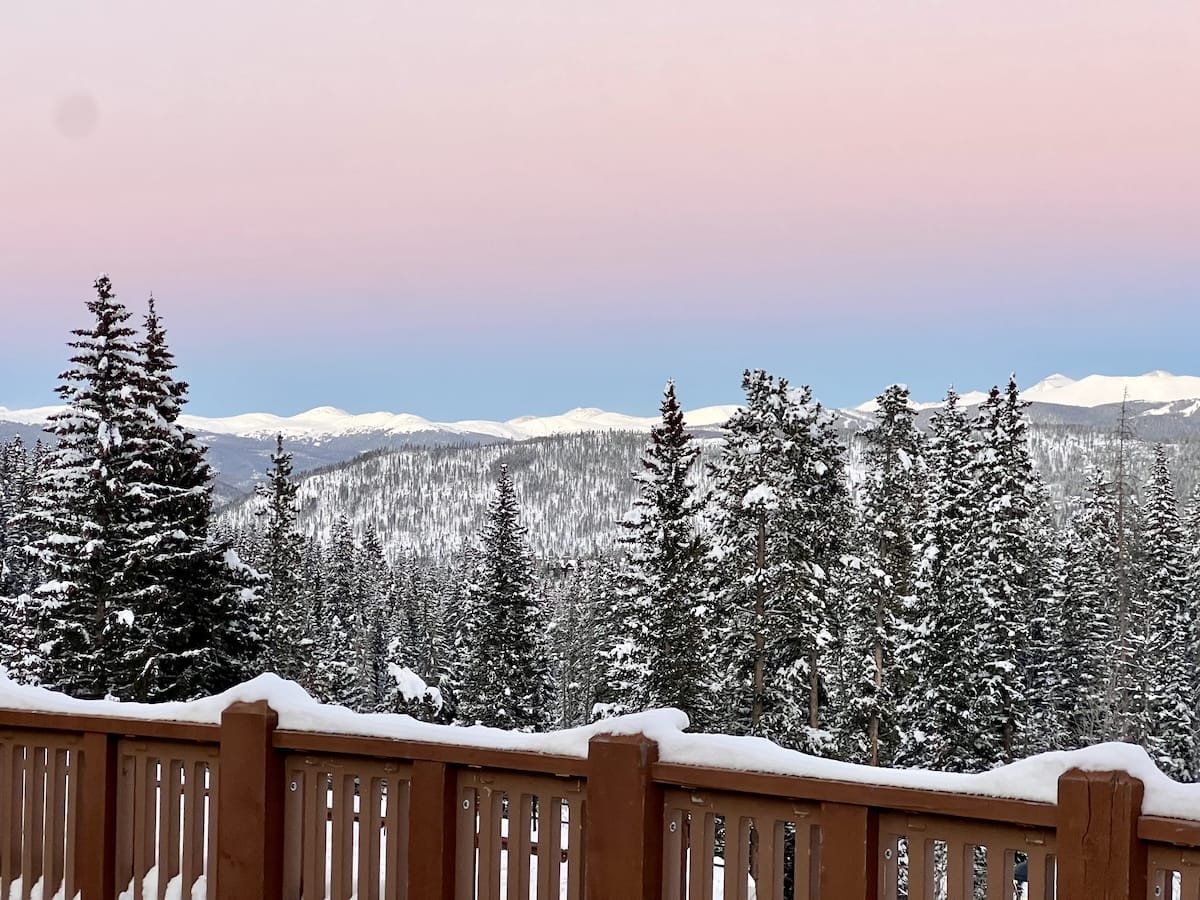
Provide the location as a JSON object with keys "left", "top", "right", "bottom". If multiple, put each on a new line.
{"left": 1, "top": 2, "right": 1197, "bottom": 420}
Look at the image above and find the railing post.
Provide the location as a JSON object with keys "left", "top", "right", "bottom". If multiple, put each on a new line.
{"left": 1057, "top": 768, "right": 1146, "bottom": 900}
{"left": 586, "top": 733, "right": 663, "bottom": 900}
{"left": 818, "top": 801, "right": 879, "bottom": 900}
{"left": 218, "top": 700, "right": 284, "bottom": 900}
{"left": 408, "top": 759, "right": 457, "bottom": 900}
{"left": 77, "top": 731, "right": 118, "bottom": 900}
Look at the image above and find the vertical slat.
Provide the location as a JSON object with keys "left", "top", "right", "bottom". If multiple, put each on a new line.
{"left": 947, "top": 841, "right": 971, "bottom": 900}
{"left": 331, "top": 773, "right": 355, "bottom": 900}
{"left": 1026, "top": 849, "right": 1048, "bottom": 900}
{"left": 160, "top": 759, "right": 183, "bottom": 897}
{"left": 358, "top": 777, "right": 382, "bottom": 900}
{"left": 205, "top": 760, "right": 219, "bottom": 900}
{"left": 43, "top": 748, "right": 67, "bottom": 896}
{"left": 662, "top": 807, "right": 684, "bottom": 900}
{"left": 476, "top": 788, "right": 500, "bottom": 900}
{"left": 64, "top": 748, "right": 79, "bottom": 900}
{"left": 455, "top": 787, "right": 477, "bottom": 900}
{"left": 757, "top": 819, "right": 781, "bottom": 900}
{"left": 21, "top": 744, "right": 46, "bottom": 897}
{"left": 985, "top": 847, "right": 1005, "bottom": 900}
{"left": 134, "top": 753, "right": 156, "bottom": 900}
{"left": 724, "top": 816, "right": 747, "bottom": 900}
{"left": 1149, "top": 868, "right": 1170, "bottom": 900}
{"left": 303, "top": 768, "right": 327, "bottom": 900}
{"left": 1179, "top": 868, "right": 1200, "bottom": 899}
{"left": 182, "top": 761, "right": 206, "bottom": 896}
{"left": 116, "top": 753, "right": 134, "bottom": 896}
{"left": 0, "top": 742, "right": 13, "bottom": 897}
{"left": 688, "top": 812, "right": 715, "bottom": 900}
{"left": 391, "top": 779, "right": 411, "bottom": 900}
{"left": 282, "top": 766, "right": 303, "bottom": 900}
{"left": 880, "top": 831, "right": 900, "bottom": 900}
{"left": 536, "top": 795, "right": 561, "bottom": 900}
{"left": 508, "top": 792, "right": 532, "bottom": 900}
{"left": 908, "top": 836, "right": 930, "bottom": 900}
{"left": 565, "top": 794, "right": 584, "bottom": 900}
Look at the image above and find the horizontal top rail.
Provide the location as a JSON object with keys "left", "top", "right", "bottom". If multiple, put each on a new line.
{"left": 0, "top": 708, "right": 220, "bottom": 744}
{"left": 652, "top": 761, "right": 1058, "bottom": 828}
{"left": 274, "top": 729, "right": 589, "bottom": 777}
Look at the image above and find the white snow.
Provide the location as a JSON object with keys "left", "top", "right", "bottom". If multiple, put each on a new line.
{"left": 855, "top": 371, "right": 1200, "bottom": 412}
{"left": 1022, "top": 370, "right": 1200, "bottom": 408}
{"left": 0, "top": 673, "right": 1198, "bottom": 821}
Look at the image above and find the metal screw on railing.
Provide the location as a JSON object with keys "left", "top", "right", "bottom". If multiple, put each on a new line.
{"left": 1155, "top": 886, "right": 1163, "bottom": 897}
{"left": 669, "top": 822, "right": 677, "bottom": 833}
{"left": 463, "top": 798, "right": 471, "bottom": 810}
{"left": 289, "top": 781, "right": 298, "bottom": 792}
{"left": 884, "top": 848, "right": 893, "bottom": 860}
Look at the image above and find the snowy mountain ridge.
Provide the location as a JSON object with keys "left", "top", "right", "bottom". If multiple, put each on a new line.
{"left": 0, "top": 402, "right": 741, "bottom": 442}
{"left": 5, "top": 371, "right": 1199, "bottom": 441}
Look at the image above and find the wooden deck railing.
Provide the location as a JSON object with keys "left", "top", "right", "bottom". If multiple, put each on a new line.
{"left": 0, "top": 697, "right": 1197, "bottom": 899}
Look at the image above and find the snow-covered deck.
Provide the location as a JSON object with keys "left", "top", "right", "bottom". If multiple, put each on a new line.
{"left": 0, "top": 674, "right": 1196, "bottom": 899}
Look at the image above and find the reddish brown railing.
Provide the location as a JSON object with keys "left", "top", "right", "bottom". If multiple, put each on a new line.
{"left": 0, "top": 699, "right": 1196, "bottom": 899}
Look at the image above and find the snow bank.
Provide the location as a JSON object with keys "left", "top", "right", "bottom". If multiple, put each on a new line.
{"left": 2, "top": 673, "right": 1197, "bottom": 821}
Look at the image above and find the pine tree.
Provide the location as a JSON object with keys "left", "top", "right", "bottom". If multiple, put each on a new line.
{"left": 124, "top": 297, "right": 258, "bottom": 700}
{"left": 255, "top": 435, "right": 309, "bottom": 680}
{"left": 614, "top": 381, "right": 710, "bottom": 724}
{"left": 968, "top": 377, "right": 1046, "bottom": 764}
{"left": 23, "top": 276, "right": 156, "bottom": 697}
{"left": 1057, "top": 469, "right": 1120, "bottom": 746}
{"left": 1140, "top": 446, "right": 1197, "bottom": 778}
{"left": 706, "top": 370, "right": 851, "bottom": 752}
{"left": 898, "top": 388, "right": 980, "bottom": 769}
{"left": 843, "top": 384, "right": 924, "bottom": 766}
{"left": 456, "top": 466, "right": 552, "bottom": 730}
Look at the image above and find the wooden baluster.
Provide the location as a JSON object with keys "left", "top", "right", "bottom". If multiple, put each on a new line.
{"left": 357, "top": 776, "right": 382, "bottom": 900}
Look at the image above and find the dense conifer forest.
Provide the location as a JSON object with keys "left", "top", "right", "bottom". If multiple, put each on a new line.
{"left": 4, "top": 278, "right": 1200, "bottom": 781}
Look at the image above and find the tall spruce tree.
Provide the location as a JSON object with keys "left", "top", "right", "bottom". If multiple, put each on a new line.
{"left": 898, "top": 387, "right": 981, "bottom": 770}
{"left": 255, "top": 435, "right": 309, "bottom": 679}
{"left": 843, "top": 384, "right": 924, "bottom": 766}
{"left": 456, "top": 466, "right": 552, "bottom": 730}
{"left": 706, "top": 370, "right": 851, "bottom": 752}
{"left": 1141, "top": 446, "right": 1197, "bottom": 778}
{"left": 614, "top": 381, "right": 710, "bottom": 724}
{"left": 24, "top": 276, "right": 156, "bottom": 697}
{"left": 125, "top": 297, "right": 258, "bottom": 700}
{"left": 968, "top": 378, "right": 1046, "bottom": 763}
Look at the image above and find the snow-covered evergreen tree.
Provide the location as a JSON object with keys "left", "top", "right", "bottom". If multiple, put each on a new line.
{"left": 842, "top": 384, "right": 924, "bottom": 766}
{"left": 23, "top": 276, "right": 157, "bottom": 697}
{"left": 706, "top": 370, "right": 851, "bottom": 752}
{"left": 124, "top": 297, "right": 258, "bottom": 699}
{"left": 456, "top": 466, "right": 552, "bottom": 730}
{"left": 255, "top": 435, "right": 309, "bottom": 680}
{"left": 1140, "top": 446, "right": 1197, "bottom": 778}
{"left": 968, "top": 378, "right": 1046, "bottom": 764}
{"left": 898, "top": 388, "right": 980, "bottom": 769}
{"left": 613, "top": 381, "right": 711, "bottom": 724}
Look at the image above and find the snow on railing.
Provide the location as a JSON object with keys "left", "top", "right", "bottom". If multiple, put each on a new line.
{"left": 1, "top": 673, "right": 1199, "bottom": 899}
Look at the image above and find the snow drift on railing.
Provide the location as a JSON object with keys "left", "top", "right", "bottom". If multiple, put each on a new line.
{"left": 1, "top": 671, "right": 1196, "bottom": 822}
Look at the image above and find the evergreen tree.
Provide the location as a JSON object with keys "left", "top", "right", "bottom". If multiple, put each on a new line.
{"left": 614, "top": 381, "right": 710, "bottom": 724}
{"left": 968, "top": 378, "right": 1046, "bottom": 763}
{"left": 1140, "top": 446, "right": 1197, "bottom": 778}
{"left": 124, "top": 297, "right": 258, "bottom": 699}
{"left": 843, "top": 384, "right": 924, "bottom": 766}
{"left": 456, "top": 466, "right": 552, "bottom": 730}
{"left": 706, "top": 370, "right": 851, "bottom": 752}
{"left": 898, "top": 388, "right": 980, "bottom": 770}
{"left": 23, "top": 276, "right": 156, "bottom": 697}
{"left": 255, "top": 435, "right": 309, "bottom": 680}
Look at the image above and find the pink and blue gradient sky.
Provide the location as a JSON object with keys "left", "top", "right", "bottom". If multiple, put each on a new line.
{"left": 2, "top": 2, "right": 1197, "bottom": 419}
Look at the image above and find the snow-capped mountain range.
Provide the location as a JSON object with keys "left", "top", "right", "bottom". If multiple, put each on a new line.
{"left": 4, "top": 371, "right": 1200, "bottom": 503}
{"left": 0, "top": 402, "right": 742, "bottom": 442}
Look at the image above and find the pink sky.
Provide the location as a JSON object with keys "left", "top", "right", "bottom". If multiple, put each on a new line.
{"left": 1, "top": 3, "right": 1197, "bottom": 416}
